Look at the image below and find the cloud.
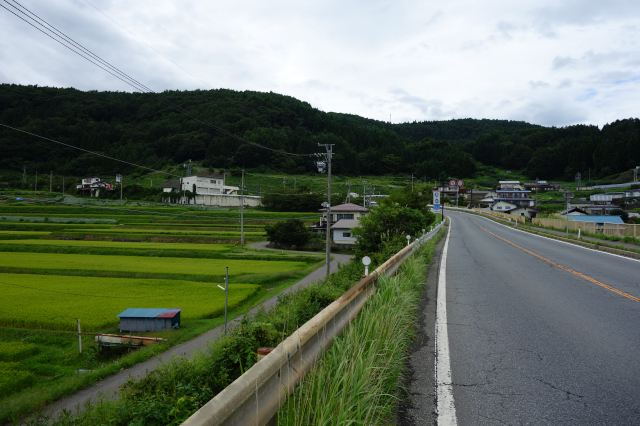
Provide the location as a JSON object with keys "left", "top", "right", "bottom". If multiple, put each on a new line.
{"left": 529, "top": 80, "right": 550, "bottom": 89}
{"left": 387, "top": 88, "right": 456, "bottom": 119}
{"left": 1, "top": 0, "right": 639, "bottom": 128}
{"left": 557, "top": 79, "right": 572, "bottom": 88}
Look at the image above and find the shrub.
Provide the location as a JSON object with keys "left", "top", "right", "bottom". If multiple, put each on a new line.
{"left": 351, "top": 203, "right": 431, "bottom": 259}
{"left": 610, "top": 208, "right": 629, "bottom": 222}
{"left": 265, "top": 219, "right": 310, "bottom": 247}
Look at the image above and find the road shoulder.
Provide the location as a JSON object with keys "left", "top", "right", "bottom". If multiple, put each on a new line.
{"left": 396, "top": 234, "right": 445, "bottom": 425}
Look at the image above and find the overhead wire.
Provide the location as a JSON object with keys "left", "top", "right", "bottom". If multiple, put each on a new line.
{"left": 81, "top": 0, "right": 330, "bottom": 152}
{"left": 0, "top": 123, "right": 181, "bottom": 177}
{"left": 1, "top": 0, "right": 320, "bottom": 158}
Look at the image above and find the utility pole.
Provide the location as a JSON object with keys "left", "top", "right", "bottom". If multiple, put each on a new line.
{"left": 319, "top": 144, "right": 334, "bottom": 278}
{"left": 362, "top": 180, "right": 367, "bottom": 208}
{"left": 283, "top": 177, "right": 286, "bottom": 189}
{"left": 49, "top": 171, "right": 52, "bottom": 192}
{"left": 240, "top": 168, "right": 245, "bottom": 246}
{"left": 411, "top": 174, "right": 414, "bottom": 191}
{"left": 22, "top": 166, "right": 26, "bottom": 184}
{"left": 345, "top": 182, "right": 352, "bottom": 203}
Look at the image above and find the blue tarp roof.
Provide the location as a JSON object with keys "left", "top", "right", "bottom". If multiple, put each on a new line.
{"left": 568, "top": 216, "right": 624, "bottom": 224}
{"left": 117, "top": 308, "right": 181, "bottom": 318}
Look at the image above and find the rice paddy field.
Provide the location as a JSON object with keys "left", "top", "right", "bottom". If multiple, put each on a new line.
{"left": 0, "top": 252, "right": 307, "bottom": 276}
{"left": 0, "top": 273, "right": 260, "bottom": 331}
{"left": 0, "top": 197, "right": 324, "bottom": 419}
{"left": 0, "top": 239, "right": 235, "bottom": 251}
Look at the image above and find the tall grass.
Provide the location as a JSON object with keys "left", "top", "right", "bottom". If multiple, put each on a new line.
{"left": 277, "top": 243, "right": 435, "bottom": 425}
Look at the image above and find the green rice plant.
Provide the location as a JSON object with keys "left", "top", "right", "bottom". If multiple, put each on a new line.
{"left": 70, "top": 228, "right": 267, "bottom": 236}
{"left": 0, "top": 252, "right": 307, "bottom": 277}
{"left": 0, "top": 239, "right": 234, "bottom": 251}
{"left": 0, "top": 342, "right": 38, "bottom": 361}
{"left": 0, "top": 273, "right": 260, "bottom": 331}
{"left": 0, "top": 366, "right": 36, "bottom": 397}
{"left": 0, "top": 230, "right": 51, "bottom": 235}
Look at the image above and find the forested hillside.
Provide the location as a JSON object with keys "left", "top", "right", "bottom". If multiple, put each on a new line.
{"left": 0, "top": 84, "right": 639, "bottom": 181}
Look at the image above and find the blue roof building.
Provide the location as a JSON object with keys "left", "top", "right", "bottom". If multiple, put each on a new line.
{"left": 568, "top": 216, "right": 624, "bottom": 225}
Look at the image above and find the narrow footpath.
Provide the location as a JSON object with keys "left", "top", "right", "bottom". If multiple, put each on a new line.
{"left": 45, "top": 245, "right": 353, "bottom": 419}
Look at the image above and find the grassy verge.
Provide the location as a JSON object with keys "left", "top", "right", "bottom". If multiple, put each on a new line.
{"left": 277, "top": 228, "right": 443, "bottom": 425}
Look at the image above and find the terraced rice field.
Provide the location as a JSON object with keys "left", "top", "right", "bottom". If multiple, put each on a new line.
{"left": 0, "top": 239, "right": 234, "bottom": 251}
{"left": 0, "top": 231, "right": 51, "bottom": 235}
{"left": 70, "top": 228, "right": 267, "bottom": 236}
{"left": 0, "top": 252, "right": 307, "bottom": 276}
{"left": 0, "top": 273, "right": 260, "bottom": 331}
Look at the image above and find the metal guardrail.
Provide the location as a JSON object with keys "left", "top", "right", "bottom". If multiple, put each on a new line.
{"left": 182, "top": 220, "right": 446, "bottom": 426}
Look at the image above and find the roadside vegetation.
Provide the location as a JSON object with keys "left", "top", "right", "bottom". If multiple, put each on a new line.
{"left": 277, "top": 229, "right": 443, "bottom": 425}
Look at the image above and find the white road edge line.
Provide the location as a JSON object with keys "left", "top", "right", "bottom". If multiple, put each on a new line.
{"left": 451, "top": 210, "right": 640, "bottom": 264}
{"left": 436, "top": 220, "right": 457, "bottom": 425}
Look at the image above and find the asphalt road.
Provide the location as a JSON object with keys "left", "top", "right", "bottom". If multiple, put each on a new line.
{"left": 443, "top": 211, "right": 640, "bottom": 425}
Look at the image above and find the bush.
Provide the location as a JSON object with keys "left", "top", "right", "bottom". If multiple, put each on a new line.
{"left": 610, "top": 208, "right": 629, "bottom": 222}
{"left": 351, "top": 203, "right": 432, "bottom": 259}
{"left": 265, "top": 219, "right": 311, "bottom": 247}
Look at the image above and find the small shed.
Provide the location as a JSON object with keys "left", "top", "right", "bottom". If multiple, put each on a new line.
{"left": 117, "top": 308, "right": 181, "bottom": 332}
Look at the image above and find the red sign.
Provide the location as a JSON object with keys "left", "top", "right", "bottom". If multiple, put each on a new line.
{"left": 449, "top": 180, "right": 457, "bottom": 187}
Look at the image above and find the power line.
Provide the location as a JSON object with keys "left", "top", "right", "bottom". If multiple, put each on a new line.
{"left": 81, "top": 0, "right": 327, "bottom": 151}
{"left": 1, "top": 0, "right": 319, "bottom": 158}
{"left": 82, "top": 0, "right": 213, "bottom": 92}
{"left": 0, "top": 123, "right": 180, "bottom": 177}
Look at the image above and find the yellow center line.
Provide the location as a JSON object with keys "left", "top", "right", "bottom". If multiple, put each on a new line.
{"left": 469, "top": 218, "right": 640, "bottom": 304}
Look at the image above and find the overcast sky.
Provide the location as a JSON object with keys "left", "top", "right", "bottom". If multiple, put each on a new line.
{"left": 1, "top": 0, "right": 640, "bottom": 128}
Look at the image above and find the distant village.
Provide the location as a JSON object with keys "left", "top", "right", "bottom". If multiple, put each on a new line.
{"left": 76, "top": 174, "right": 640, "bottom": 243}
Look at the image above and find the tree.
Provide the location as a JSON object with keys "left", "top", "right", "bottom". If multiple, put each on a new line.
{"left": 351, "top": 203, "right": 432, "bottom": 259}
{"left": 265, "top": 219, "right": 310, "bottom": 247}
{"left": 610, "top": 208, "right": 629, "bottom": 223}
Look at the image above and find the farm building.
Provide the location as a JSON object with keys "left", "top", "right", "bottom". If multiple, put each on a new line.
{"left": 117, "top": 308, "right": 181, "bottom": 332}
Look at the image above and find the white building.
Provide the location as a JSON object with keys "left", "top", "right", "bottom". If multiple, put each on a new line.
{"left": 179, "top": 174, "right": 238, "bottom": 195}
{"left": 331, "top": 219, "right": 359, "bottom": 245}
{"left": 161, "top": 174, "right": 258, "bottom": 207}
{"left": 76, "top": 177, "right": 112, "bottom": 197}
